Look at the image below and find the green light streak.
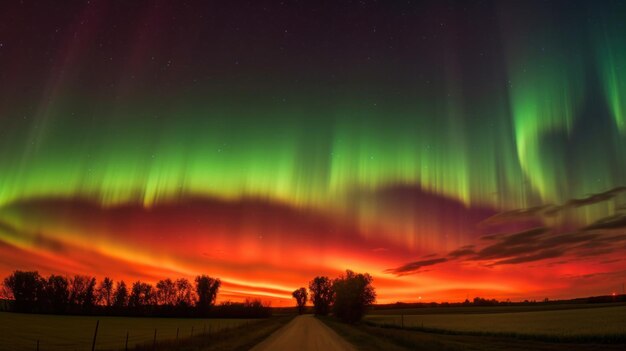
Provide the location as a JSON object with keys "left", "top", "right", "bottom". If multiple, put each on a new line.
{"left": 596, "top": 18, "right": 626, "bottom": 133}
{"left": 503, "top": 16, "right": 585, "bottom": 203}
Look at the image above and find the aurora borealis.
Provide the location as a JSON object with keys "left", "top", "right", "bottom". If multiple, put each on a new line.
{"left": 1, "top": 1, "right": 626, "bottom": 306}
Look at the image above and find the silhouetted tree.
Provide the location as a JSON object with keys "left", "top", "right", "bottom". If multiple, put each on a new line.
{"left": 129, "top": 281, "right": 156, "bottom": 308}
{"left": 175, "top": 278, "right": 194, "bottom": 307}
{"left": 97, "top": 277, "right": 114, "bottom": 307}
{"left": 332, "top": 270, "right": 376, "bottom": 323}
{"left": 212, "top": 299, "right": 272, "bottom": 318}
{"left": 292, "top": 287, "right": 307, "bottom": 314}
{"left": 309, "top": 276, "right": 333, "bottom": 316}
{"left": 112, "top": 281, "right": 128, "bottom": 308}
{"left": 243, "top": 298, "right": 271, "bottom": 317}
{"left": 0, "top": 272, "right": 268, "bottom": 317}
{"left": 145, "top": 283, "right": 156, "bottom": 305}
{"left": 195, "top": 275, "right": 220, "bottom": 310}
{"left": 472, "top": 297, "right": 499, "bottom": 306}
{"left": 84, "top": 278, "right": 96, "bottom": 310}
{"left": 44, "top": 275, "right": 69, "bottom": 313}
{"left": 69, "top": 275, "right": 96, "bottom": 310}
{"left": 129, "top": 281, "right": 142, "bottom": 308}
{"left": 3, "top": 271, "right": 44, "bottom": 312}
{"left": 156, "top": 278, "right": 176, "bottom": 306}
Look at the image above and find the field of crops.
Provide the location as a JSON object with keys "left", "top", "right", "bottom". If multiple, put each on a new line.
{"left": 366, "top": 305, "right": 626, "bottom": 338}
{"left": 0, "top": 312, "right": 254, "bottom": 351}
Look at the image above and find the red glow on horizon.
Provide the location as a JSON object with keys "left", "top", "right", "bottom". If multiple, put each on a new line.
{"left": 0, "top": 196, "right": 624, "bottom": 307}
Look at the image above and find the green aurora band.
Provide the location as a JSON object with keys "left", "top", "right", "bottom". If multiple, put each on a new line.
{"left": 0, "top": 1, "right": 624, "bottom": 223}
{"left": 1, "top": 1, "right": 626, "bottom": 304}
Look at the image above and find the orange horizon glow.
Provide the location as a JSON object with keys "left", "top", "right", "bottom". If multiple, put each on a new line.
{"left": 1, "top": 194, "right": 624, "bottom": 308}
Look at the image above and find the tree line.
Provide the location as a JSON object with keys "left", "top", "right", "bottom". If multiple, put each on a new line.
{"left": 1, "top": 270, "right": 270, "bottom": 318}
{"left": 292, "top": 270, "right": 376, "bottom": 324}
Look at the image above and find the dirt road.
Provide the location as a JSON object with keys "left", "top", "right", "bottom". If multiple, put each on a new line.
{"left": 250, "top": 315, "right": 356, "bottom": 351}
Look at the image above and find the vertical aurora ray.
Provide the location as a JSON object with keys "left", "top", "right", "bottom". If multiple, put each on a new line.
{"left": 594, "top": 5, "right": 626, "bottom": 134}
{"left": 507, "top": 64, "right": 584, "bottom": 203}
{"left": 0, "top": 2, "right": 622, "bottom": 214}
{"left": 500, "top": 3, "right": 586, "bottom": 203}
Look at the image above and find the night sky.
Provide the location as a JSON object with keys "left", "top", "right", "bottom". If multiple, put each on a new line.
{"left": 1, "top": 0, "right": 626, "bottom": 305}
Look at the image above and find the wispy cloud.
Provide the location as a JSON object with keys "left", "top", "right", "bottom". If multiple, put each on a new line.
{"left": 388, "top": 208, "right": 626, "bottom": 276}
{"left": 384, "top": 257, "right": 448, "bottom": 275}
{"left": 480, "top": 187, "right": 626, "bottom": 227}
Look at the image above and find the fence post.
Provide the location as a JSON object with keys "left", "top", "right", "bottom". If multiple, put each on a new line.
{"left": 176, "top": 327, "right": 179, "bottom": 344}
{"left": 36, "top": 340, "right": 39, "bottom": 351}
{"left": 91, "top": 320, "right": 100, "bottom": 351}
{"left": 153, "top": 328, "right": 157, "bottom": 350}
{"left": 125, "top": 331, "right": 129, "bottom": 351}
{"left": 191, "top": 326, "right": 194, "bottom": 338}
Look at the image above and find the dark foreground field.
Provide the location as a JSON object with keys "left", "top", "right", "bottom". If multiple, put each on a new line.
{"left": 367, "top": 304, "right": 626, "bottom": 338}
{"left": 322, "top": 303, "right": 626, "bottom": 351}
{"left": 2, "top": 303, "right": 625, "bottom": 350}
{"left": 0, "top": 312, "right": 292, "bottom": 351}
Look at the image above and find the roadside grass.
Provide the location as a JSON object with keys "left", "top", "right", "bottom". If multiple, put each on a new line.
{"left": 134, "top": 314, "right": 295, "bottom": 351}
{"left": 322, "top": 317, "right": 626, "bottom": 351}
{"left": 317, "top": 316, "right": 409, "bottom": 351}
{"left": 0, "top": 311, "right": 294, "bottom": 351}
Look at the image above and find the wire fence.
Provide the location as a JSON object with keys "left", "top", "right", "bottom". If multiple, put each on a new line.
{"left": 0, "top": 314, "right": 254, "bottom": 351}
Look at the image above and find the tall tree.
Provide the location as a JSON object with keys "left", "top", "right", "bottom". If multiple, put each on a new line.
{"left": 175, "top": 278, "right": 194, "bottom": 307}
{"left": 129, "top": 281, "right": 156, "bottom": 307}
{"left": 156, "top": 278, "right": 176, "bottom": 306}
{"left": 3, "top": 271, "right": 44, "bottom": 312}
{"left": 84, "top": 277, "right": 96, "bottom": 310}
{"left": 332, "top": 270, "right": 376, "bottom": 323}
{"left": 128, "top": 281, "right": 142, "bottom": 308}
{"left": 97, "top": 277, "right": 114, "bottom": 307}
{"left": 45, "top": 275, "right": 69, "bottom": 313}
{"left": 195, "top": 275, "right": 220, "bottom": 310}
{"left": 112, "top": 281, "right": 128, "bottom": 308}
{"left": 69, "top": 275, "right": 96, "bottom": 309}
{"left": 292, "top": 287, "right": 308, "bottom": 314}
{"left": 308, "top": 276, "right": 333, "bottom": 316}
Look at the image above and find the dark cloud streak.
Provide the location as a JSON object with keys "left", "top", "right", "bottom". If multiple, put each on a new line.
{"left": 480, "top": 187, "right": 626, "bottom": 226}
{"left": 388, "top": 217, "right": 626, "bottom": 276}
{"left": 385, "top": 257, "right": 448, "bottom": 275}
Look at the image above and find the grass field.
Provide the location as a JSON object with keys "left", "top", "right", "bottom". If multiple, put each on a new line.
{"left": 366, "top": 304, "right": 626, "bottom": 340}
{"left": 323, "top": 318, "right": 626, "bottom": 351}
{"left": 318, "top": 304, "right": 626, "bottom": 350}
{"left": 0, "top": 312, "right": 257, "bottom": 351}
{"left": 369, "top": 302, "right": 626, "bottom": 315}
